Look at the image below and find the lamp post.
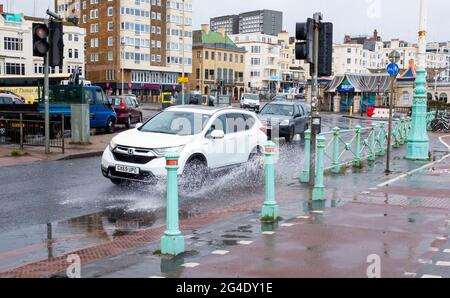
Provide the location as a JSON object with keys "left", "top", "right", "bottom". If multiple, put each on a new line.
{"left": 407, "top": 0, "right": 430, "bottom": 160}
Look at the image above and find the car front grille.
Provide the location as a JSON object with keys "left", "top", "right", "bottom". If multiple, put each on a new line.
{"left": 112, "top": 145, "right": 156, "bottom": 165}
{"left": 108, "top": 167, "right": 155, "bottom": 181}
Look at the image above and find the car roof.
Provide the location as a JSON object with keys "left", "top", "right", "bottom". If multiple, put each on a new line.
{"left": 166, "top": 105, "right": 255, "bottom": 116}
{"left": 266, "top": 101, "right": 297, "bottom": 106}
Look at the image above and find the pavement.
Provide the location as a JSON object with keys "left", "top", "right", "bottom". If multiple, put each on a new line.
{"left": 1, "top": 113, "right": 449, "bottom": 278}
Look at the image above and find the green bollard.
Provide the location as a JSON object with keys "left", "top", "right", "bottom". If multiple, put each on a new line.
{"left": 261, "top": 141, "right": 279, "bottom": 221}
{"left": 399, "top": 117, "right": 406, "bottom": 145}
{"left": 161, "top": 152, "right": 184, "bottom": 256}
{"left": 393, "top": 120, "right": 400, "bottom": 148}
{"left": 353, "top": 125, "right": 361, "bottom": 167}
{"left": 312, "top": 136, "right": 326, "bottom": 201}
{"left": 331, "top": 127, "right": 341, "bottom": 174}
{"left": 377, "top": 122, "right": 386, "bottom": 156}
{"left": 299, "top": 130, "right": 311, "bottom": 183}
{"left": 368, "top": 124, "right": 376, "bottom": 161}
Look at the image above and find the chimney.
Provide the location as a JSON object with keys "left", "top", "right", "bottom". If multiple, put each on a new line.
{"left": 217, "top": 27, "right": 226, "bottom": 37}
{"left": 0, "top": 4, "right": 4, "bottom": 14}
{"left": 201, "top": 24, "right": 209, "bottom": 32}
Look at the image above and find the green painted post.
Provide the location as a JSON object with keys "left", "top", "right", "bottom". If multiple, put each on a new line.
{"left": 353, "top": 125, "right": 361, "bottom": 167}
{"left": 261, "top": 141, "right": 279, "bottom": 221}
{"left": 368, "top": 124, "right": 376, "bottom": 161}
{"left": 393, "top": 119, "right": 400, "bottom": 148}
{"left": 399, "top": 117, "right": 406, "bottom": 145}
{"left": 312, "top": 136, "right": 326, "bottom": 201}
{"left": 161, "top": 152, "right": 184, "bottom": 256}
{"left": 300, "top": 130, "right": 311, "bottom": 183}
{"left": 406, "top": 67, "right": 429, "bottom": 160}
{"left": 331, "top": 127, "right": 341, "bottom": 174}
{"left": 377, "top": 122, "right": 386, "bottom": 156}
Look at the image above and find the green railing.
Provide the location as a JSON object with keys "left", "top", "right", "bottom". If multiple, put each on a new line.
{"left": 301, "top": 117, "right": 413, "bottom": 200}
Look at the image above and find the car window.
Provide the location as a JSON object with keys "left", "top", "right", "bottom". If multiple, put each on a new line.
{"left": 226, "top": 113, "right": 246, "bottom": 133}
{"left": 84, "top": 90, "right": 95, "bottom": 104}
{"left": 207, "top": 114, "right": 227, "bottom": 136}
{"left": 244, "top": 114, "right": 256, "bottom": 130}
{"left": 260, "top": 104, "right": 294, "bottom": 116}
{"left": 0, "top": 97, "right": 7, "bottom": 104}
{"left": 140, "top": 111, "right": 210, "bottom": 136}
{"left": 112, "top": 97, "right": 123, "bottom": 106}
{"left": 0, "top": 97, "right": 13, "bottom": 104}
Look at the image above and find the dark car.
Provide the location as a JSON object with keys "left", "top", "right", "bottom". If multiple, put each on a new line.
{"left": 109, "top": 95, "right": 143, "bottom": 128}
{"left": 257, "top": 101, "right": 309, "bottom": 142}
{"left": 0, "top": 93, "right": 25, "bottom": 105}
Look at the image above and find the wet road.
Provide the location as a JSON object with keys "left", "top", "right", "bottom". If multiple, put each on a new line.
{"left": 0, "top": 114, "right": 376, "bottom": 272}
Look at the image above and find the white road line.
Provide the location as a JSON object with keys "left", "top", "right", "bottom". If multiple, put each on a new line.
{"left": 311, "top": 210, "right": 324, "bottom": 214}
{"left": 429, "top": 247, "right": 440, "bottom": 252}
{"left": 376, "top": 135, "right": 450, "bottom": 188}
{"left": 149, "top": 276, "right": 165, "bottom": 278}
{"left": 421, "top": 274, "right": 442, "bottom": 278}
{"left": 435, "top": 261, "right": 450, "bottom": 267}
{"left": 436, "top": 236, "right": 448, "bottom": 241}
{"left": 418, "top": 259, "right": 433, "bottom": 265}
{"left": 281, "top": 223, "right": 295, "bottom": 227}
{"left": 296, "top": 215, "right": 310, "bottom": 219}
{"left": 404, "top": 272, "right": 417, "bottom": 277}
{"left": 182, "top": 262, "right": 200, "bottom": 268}
{"left": 237, "top": 240, "right": 253, "bottom": 245}
{"left": 262, "top": 231, "right": 276, "bottom": 235}
{"left": 444, "top": 249, "right": 450, "bottom": 253}
{"left": 211, "top": 250, "right": 229, "bottom": 255}
{"left": 361, "top": 191, "right": 371, "bottom": 195}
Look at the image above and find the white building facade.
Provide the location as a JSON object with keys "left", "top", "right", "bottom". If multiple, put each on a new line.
{"left": 231, "top": 33, "right": 281, "bottom": 92}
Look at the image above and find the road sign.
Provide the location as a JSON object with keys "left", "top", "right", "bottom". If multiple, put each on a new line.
{"left": 386, "top": 63, "right": 400, "bottom": 77}
{"left": 388, "top": 50, "right": 401, "bottom": 64}
{"left": 177, "top": 77, "right": 189, "bottom": 83}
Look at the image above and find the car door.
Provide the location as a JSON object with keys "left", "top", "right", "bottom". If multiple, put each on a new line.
{"left": 225, "top": 113, "right": 249, "bottom": 164}
{"left": 130, "top": 98, "right": 140, "bottom": 121}
{"left": 94, "top": 89, "right": 110, "bottom": 128}
{"left": 296, "top": 104, "right": 308, "bottom": 132}
{"left": 204, "top": 114, "right": 234, "bottom": 169}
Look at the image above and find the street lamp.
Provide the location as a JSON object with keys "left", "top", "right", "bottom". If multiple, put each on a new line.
{"left": 121, "top": 41, "right": 125, "bottom": 96}
{"left": 406, "top": 0, "right": 430, "bottom": 160}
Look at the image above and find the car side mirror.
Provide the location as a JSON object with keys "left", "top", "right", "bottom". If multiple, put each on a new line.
{"left": 135, "top": 123, "right": 143, "bottom": 129}
{"left": 210, "top": 129, "right": 225, "bottom": 140}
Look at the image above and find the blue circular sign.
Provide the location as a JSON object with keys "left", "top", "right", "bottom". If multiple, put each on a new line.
{"left": 386, "top": 63, "right": 399, "bottom": 77}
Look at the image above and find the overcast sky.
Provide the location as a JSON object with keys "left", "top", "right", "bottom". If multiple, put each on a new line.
{"left": 2, "top": 0, "right": 450, "bottom": 42}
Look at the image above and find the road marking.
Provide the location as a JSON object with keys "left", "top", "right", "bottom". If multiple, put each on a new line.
{"left": 429, "top": 247, "right": 440, "bottom": 252}
{"left": 281, "top": 223, "right": 295, "bottom": 227}
{"left": 377, "top": 135, "right": 450, "bottom": 187}
{"left": 238, "top": 240, "right": 253, "bottom": 245}
{"left": 149, "top": 276, "right": 165, "bottom": 278}
{"left": 444, "top": 249, "right": 450, "bottom": 253}
{"left": 436, "top": 236, "right": 448, "bottom": 241}
{"left": 404, "top": 272, "right": 417, "bottom": 277}
{"left": 361, "top": 191, "right": 371, "bottom": 195}
{"left": 435, "top": 261, "right": 450, "bottom": 267}
{"left": 182, "top": 262, "right": 200, "bottom": 268}
{"left": 421, "top": 274, "right": 442, "bottom": 278}
{"left": 311, "top": 210, "right": 324, "bottom": 214}
{"left": 418, "top": 258, "right": 433, "bottom": 265}
{"left": 211, "top": 250, "right": 229, "bottom": 255}
{"left": 296, "top": 215, "right": 310, "bottom": 219}
{"left": 262, "top": 231, "right": 276, "bottom": 235}
{"left": 369, "top": 188, "right": 378, "bottom": 191}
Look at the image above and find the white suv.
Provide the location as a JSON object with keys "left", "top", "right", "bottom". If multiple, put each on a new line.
{"left": 101, "top": 105, "right": 267, "bottom": 188}
{"left": 240, "top": 93, "right": 260, "bottom": 112}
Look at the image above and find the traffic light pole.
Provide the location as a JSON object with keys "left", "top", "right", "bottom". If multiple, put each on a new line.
{"left": 385, "top": 75, "right": 395, "bottom": 174}
{"left": 44, "top": 49, "right": 50, "bottom": 154}
{"left": 309, "top": 12, "right": 321, "bottom": 186}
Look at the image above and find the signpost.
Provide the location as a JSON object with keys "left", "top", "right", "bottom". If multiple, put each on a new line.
{"left": 385, "top": 58, "right": 400, "bottom": 174}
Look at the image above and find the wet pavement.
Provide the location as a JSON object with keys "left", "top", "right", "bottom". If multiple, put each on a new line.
{"left": 0, "top": 114, "right": 449, "bottom": 278}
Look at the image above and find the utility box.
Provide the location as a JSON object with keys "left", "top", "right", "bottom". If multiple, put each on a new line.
{"left": 70, "top": 104, "right": 90, "bottom": 144}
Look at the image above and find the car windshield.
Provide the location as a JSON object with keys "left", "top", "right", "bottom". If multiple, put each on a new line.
{"left": 243, "top": 94, "right": 259, "bottom": 100}
{"left": 260, "top": 104, "right": 294, "bottom": 116}
{"left": 111, "top": 98, "right": 123, "bottom": 106}
{"left": 140, "top": 111, "right": 211, "bottom": 136}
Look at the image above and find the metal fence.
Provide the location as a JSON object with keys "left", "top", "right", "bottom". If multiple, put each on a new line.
{"left": 0, "top": 111, "right": 65, "bottom": 153}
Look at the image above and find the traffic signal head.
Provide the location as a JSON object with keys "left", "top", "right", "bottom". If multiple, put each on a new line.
{"left": 295, "top": 18, "right": 314, "bottom": 63}
{"left": 33, "top": 23, "right": 50, "bottom": 57}
{"left": 49, "top": 20, "right": 64, "bottom": 67}
{"left": 318, "top": 22, "right": 333, "bottom": 77}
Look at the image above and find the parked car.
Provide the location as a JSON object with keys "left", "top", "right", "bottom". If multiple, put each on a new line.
{"left": 240, "top": 93, "right": 260, "bottom": 112}
{"left": 271, "top": 95, "right": 288, "bottom": 102}
{"left": 101, "top": 106, "right": 267, "bottom": 188}
{"left": 109, "top": 95, "right": 143, "bottom": 129}
{"left": 0, "top": 90, "right": 26, "bottom": 103}
{"left": 257, "top": 101, "right": 309, "bottom": 142}
{"left": 0, "top": 93, "right": 25, "bottom": 105}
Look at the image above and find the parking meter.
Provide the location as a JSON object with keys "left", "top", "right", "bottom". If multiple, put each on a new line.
{"left": 311, "top": 115, "right": 322, "bottom": 135}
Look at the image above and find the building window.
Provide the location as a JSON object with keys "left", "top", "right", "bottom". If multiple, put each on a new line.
{"left": 4, "top": 37, "right": 23, "bottom": 51}
{"left": 5, "top": 63, "right": 25, "bottom": 75}
{"left": 108, "top": 7, "right": 113, "bottom": 16}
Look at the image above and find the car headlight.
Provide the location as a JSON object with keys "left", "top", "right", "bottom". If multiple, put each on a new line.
{"left": 153, "top": 145, "right": 185, "bottom": 157}
{"left": 280, "top": 120, "right": 290, "bottom": 126}
{"left": 109, "top": 139, "right": 117, "bottom": 151}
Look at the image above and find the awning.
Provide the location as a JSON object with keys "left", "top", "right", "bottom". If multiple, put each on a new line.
{"left": 326, "top": 74, "right": 391, "bottom": 93}
{"left": 324, "top": 75, "right": 345, "bottom": 92}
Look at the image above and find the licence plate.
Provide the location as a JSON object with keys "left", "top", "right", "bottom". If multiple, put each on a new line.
{"left": 11, "top": 122, "right": 21, "bottom": 128}
{"left": 115, "top": 165, "right": 140, "bottom": 175}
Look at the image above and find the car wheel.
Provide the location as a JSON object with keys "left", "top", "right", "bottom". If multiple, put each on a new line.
{"left": 285, "top": 127, "right": 295, "bottom": 143}
{"left": 125, "top": 116, "right": 132, "bottom": 129}
{"left": 106, "top": 118, "right": 115, "bottom": 134}
{"left": 181, "top": 158, "right": 208, "bottom": 192}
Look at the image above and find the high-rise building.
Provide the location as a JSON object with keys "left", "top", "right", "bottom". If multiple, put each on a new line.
{"left": 210, "top": 10, "right": 282, "bottom": 37}
{"left": 55, "top": 0, "right": 193, "bottom": 102}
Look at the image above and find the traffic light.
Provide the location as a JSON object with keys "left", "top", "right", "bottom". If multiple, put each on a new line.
{"left": 318, "top": 22, "right": 333, "bottom": 77}
{"left": 32, "top": 23, "right": 50, "bottom": 57}
{"left": 49, "top": 20, "right": 64, "bottom": 67}
{"left": 295, "top": 18, "right": 314, "bottom": 63}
